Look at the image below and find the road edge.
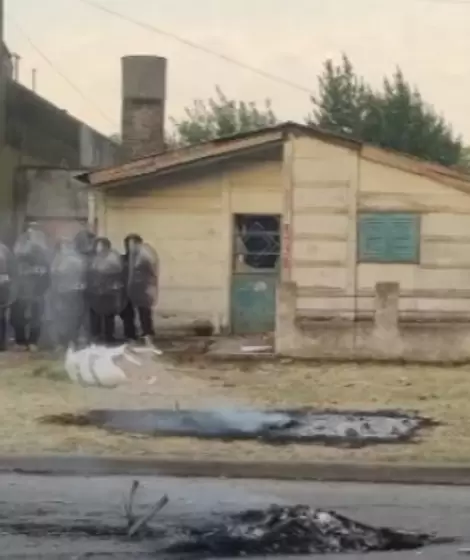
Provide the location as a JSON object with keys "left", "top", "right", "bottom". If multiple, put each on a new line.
{"left": 2, "top": 455, "right": 470, "bottom": 485}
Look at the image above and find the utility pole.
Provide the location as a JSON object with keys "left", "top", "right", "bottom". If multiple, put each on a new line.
{"left": 0, "top": 0, "right": 5, "bottom": 147}
{"left": 0, "top": 0, "right": 9, "bottom": 245}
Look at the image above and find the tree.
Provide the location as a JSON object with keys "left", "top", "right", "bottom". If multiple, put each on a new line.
{"left": 458, "top": 146, "right": 470, "bottom": 171}
{"left": 309, "top": 54, "right": 373, "bottom": 138}
{"left": 308, "top": 55, "right": 462, "bottom": 166}
{"left": 170, "top": 86, "right": 278, "bottom": 146}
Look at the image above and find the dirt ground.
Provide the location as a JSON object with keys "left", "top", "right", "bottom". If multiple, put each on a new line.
{"left": 1, "top": 350, "right": 470, "bottom": 464}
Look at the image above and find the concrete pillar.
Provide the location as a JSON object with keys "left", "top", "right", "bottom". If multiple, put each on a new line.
{"left": 374, "top": 282, "right": 399, "bottom": 332}
{"left": 372, "top": 282, "right": 403, "bottom": 357}
{"left": 275, "top": 281, "right": 298, "bottom": 355}
{"left": 121, "top": 55, "right": 167, "bottom": 161}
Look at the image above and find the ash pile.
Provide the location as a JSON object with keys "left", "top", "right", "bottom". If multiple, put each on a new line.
{"left": 165, "top": 504, "right": 437, "bottom": 557}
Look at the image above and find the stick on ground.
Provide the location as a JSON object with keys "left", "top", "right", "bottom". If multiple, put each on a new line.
{"left": 124, "top": 479, "right": 169, "bottom": 537}
{"left": 128, "top": 494, "right": 169, "bottom": 537}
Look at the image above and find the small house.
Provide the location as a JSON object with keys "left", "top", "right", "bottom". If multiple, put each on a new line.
{"left": 81, "top": 121, "right": 470, "bottom": 361}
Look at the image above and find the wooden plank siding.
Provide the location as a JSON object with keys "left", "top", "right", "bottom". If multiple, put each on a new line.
{"left": 356, "top": 160, "right": 470, "bottom": 320}
{"left": 291, "top": 138, "right": 470, "bottom": 321}
{"left": 290, "top": 136, "right": 358, "bottom": 318}
{"left": 100, "top": 159, "right": 283, "bottom": 329}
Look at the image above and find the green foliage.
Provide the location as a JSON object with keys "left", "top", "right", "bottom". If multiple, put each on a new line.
{"left": 309, "top": 54, "right": 372, "bottom": 138}
{"left": 309, "top": 55, "right": 462, "bottom": 166}
{"left": 458, "top": 146, "right": 470, "bottom": 171}
{"left": 170, "top": 86, "right": 278, "bottom": 147}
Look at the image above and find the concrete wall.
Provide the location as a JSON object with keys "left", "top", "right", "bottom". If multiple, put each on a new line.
{"left": 276, "top": 281, "right": 470, "bottom": 363}
{"left": 80, "top": 124, "right": 116, "bottom": 169}
{"left": 5, "top": 80, "right": 80, "bottom": 168}
{"left": 100, "top": 149, "right": 282, "bottom": 330}
{"left": 6, "top": 80, "right": 117, "bottom": 169}
{"left": 12, "top": 167, "right": 88, "bottom": 243}
{"left": 1, "top": 80, "right": 116, "bottom": 244}
{"left": 0, "top": 146, "right": 45, "bottom": 244}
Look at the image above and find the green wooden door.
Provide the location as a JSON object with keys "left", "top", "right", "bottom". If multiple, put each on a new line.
{"left": 230, "top": 274, "right": 277, "bottom": 334}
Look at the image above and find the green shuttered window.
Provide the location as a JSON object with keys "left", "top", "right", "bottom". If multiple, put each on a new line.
{"left": 358, "top": 212, "right": 420, "bottom": 263}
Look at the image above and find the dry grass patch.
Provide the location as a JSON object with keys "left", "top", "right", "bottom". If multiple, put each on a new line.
{"left": 179, "top": 359, "right": 470, "bottom": 464}
{"left": 0, "top": 352, "right": 469, "bottom": 464}
{"left": 0, "top": 352, "right": 250, "bottom": 458}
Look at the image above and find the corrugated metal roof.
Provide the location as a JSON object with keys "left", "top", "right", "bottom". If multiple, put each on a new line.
{"left": 79, "top": 121, "right": 470, "bottom": 190}
{"left": 85, "top": 128, "right": 286, "bottom": 187}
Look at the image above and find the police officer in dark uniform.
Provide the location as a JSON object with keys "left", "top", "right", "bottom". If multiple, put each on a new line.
{"left": 11, "top": 223, "right": 51, "bottom": 350}
{"left": 0, "top": 242, "right": 17, "bottom": 351}
{"left": 120, "top": 234, "right": 158, "bottom": 343}
{"left": 87, "top": 236, "right": 124, "bottom": 345}
{"left": 73, "top": 229, "right": 96, "bottom": 345}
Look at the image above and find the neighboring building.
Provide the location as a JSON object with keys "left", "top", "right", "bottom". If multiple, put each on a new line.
{"left": 0, "top": 51, "right": 167, "bottom": 245}
{"left": 1, "top": 79, "right": 117, "bottom": 243}
{"left": 15, "top": 167, "right": 89, "bottom": 241}
{"left": 80, "top": 121, "right": 470, "bottom": 362}
{"left": 0, "top": 0, "right": 117, "bottom": 244}
{"left": 0, "top": 77, "right": 117, "bottom": 244}
{"left": 5, "top": 79, "right": 116, "bottom": 170}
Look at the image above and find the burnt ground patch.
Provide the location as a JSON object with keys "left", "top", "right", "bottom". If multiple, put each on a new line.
{"left": 41, "top": 407, "right": 439, "bottom": 448}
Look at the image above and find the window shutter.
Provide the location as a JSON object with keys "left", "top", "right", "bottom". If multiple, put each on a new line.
{"left": 358, "top": 213, "right": 419, "bottom": 263}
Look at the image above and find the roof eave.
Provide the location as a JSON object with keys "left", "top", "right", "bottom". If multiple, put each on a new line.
{"left": 86, "top": 131, "right": 285, "bottom": 189}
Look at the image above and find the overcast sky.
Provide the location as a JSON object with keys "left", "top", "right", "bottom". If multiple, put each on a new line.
{"left": 5, "top": 0, "right": 470, "bottom": 141}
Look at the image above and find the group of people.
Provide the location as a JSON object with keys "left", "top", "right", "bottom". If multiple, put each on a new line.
{"left": 0, "top": 223, "right": 159, "bottom": 351}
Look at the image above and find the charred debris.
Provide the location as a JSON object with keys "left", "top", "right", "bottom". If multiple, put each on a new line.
{"left": 122, "top": 482, "right": 447, "bottom": 557}
{"left": 165, "top": 504, "right": 441, "bottom": 557}
{"left": 0, "top": 480, "right": 452, "bottom": 556}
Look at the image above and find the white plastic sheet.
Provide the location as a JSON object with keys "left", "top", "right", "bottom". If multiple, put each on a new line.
{"left": 65, "top": 344, "right": 144, "bottom": 388}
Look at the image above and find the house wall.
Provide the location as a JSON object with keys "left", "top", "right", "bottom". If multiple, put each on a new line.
{"left": 279, "top": 135, "right": 470, "bottom": 362}
{"left": 100, "top": 154, "right": 283, "bottom": 330}
{"left": 288, "top": 135, "right": 470, "bottom": 322}
{"left": 289, "top": 135, "right": 359, "bottom": 319}
{"left": 357, "top": 157, "right": 470, "bottom": 320}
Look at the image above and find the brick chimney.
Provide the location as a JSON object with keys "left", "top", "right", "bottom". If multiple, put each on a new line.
{"left": 121, "top": 55, "right": 167, "bottom": 161}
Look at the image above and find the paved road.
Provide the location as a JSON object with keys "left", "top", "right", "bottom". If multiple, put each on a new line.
{"left": 0, "top": 474, "right": 469, "bottom": 558}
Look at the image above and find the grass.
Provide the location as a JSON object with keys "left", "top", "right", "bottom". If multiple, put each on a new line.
{"left": 1, "top": 352, "right": 470, "bottom": 464}
{"left": 179, "top": 358, "right": 470, "bottom": 464}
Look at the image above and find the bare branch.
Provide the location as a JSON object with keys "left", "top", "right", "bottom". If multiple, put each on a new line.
{"left": 128, "top": 494, "right": 169, "bottom": 538}
{"left": 124, "top": 480, "right": 170, "bottom": 537}
{"left": 124, "top": 479, "right": 139, "bottom": 523}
